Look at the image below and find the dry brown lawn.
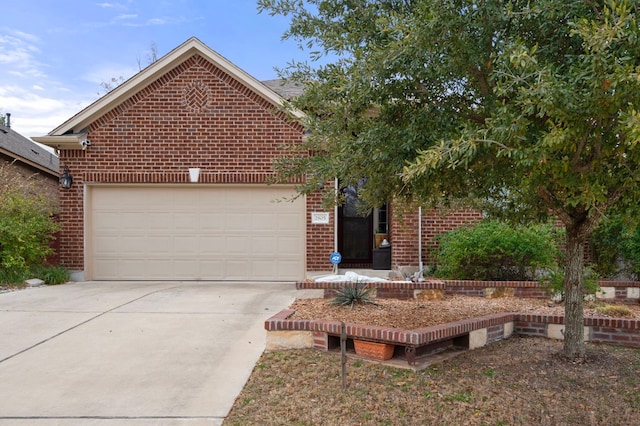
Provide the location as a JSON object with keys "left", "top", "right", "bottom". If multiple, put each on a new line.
{"left": 224, "top": 296, "right": 640, "bottom": 425}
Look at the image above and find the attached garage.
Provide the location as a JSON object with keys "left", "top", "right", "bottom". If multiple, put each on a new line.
{"left": 87, "top": 185, "right": 305, "bottom": 281}
{"left": 34, "top": 38, "right": 314, "bottom": 281}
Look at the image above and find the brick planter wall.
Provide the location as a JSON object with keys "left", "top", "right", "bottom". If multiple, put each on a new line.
{"left": 266, "top": 309, "right": 640, "bottom": 366}
{"left": 272, "top": 278, "right": 640, "bottom": 365}
{"left": 298, "top": 279, "right": 640, "bottom": 304}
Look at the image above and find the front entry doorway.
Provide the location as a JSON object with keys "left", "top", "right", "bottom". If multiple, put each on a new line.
{"left": 338, "top": 184, "right": 373, "bottom": 267}
{"left": 338, "top": 186, "right": 389, "bottom": 269}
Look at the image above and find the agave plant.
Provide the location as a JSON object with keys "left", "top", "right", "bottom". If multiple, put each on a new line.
{"left": 330, "top": 282, "right": 377, "bottom": 310}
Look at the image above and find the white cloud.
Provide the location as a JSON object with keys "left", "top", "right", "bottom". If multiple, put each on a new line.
{"left": 115, "top": 14, "right": 138, "bottom": 21}
{"left": 8, "top": 30, "right": 40, "bottom": 44}
{"left": 0, "top": 84, "right": 91, "bottom": 137}
{"left": 146, "top": 18, "right": 167, "bottom": 25}
{"left": 96, "top": 2, "right": 128, "bottom": 9}
{"left": 0, "top": 31, "right": 46, "bottom": 79}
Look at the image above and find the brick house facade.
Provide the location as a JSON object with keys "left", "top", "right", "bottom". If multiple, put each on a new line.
{"left": 35, "top": 38, "right": 480, "bottom": 281}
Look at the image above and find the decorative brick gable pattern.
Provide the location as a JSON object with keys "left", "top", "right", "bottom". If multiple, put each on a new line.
{"left": 57, "top": 54, "right": 304, "bottom": 271}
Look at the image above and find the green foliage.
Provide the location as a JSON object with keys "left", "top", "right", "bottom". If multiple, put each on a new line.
{"left": 0, "top": 163, "right": 60, "bottom": 278}
{"left": 590, "top": 214, "right": 640, "bottom": 279}
{"left": 0, "top": 265, "right": 29, "bottom": 284}
{"left": 544, "top": 266, "right": 601, "bottom": 298}
{"left": 483, "top": 368, "right": 495, "bottom": 378}
{"left": 29, "top": 265, "right": 69, "bottom": 285}
{"left": 262, "top": 0, "right": 640, "bottom": 358}
{"left": 433, "top": 220, "right": 561, "bottom": 281}
{"left": 0, "top": 265, "right": 68, "bottom": 285}
{"left": 330, "top": 282, "right": 377, "bottom": 310}
{"left": 443, "top": 390, "right": 474, "bottom": 403}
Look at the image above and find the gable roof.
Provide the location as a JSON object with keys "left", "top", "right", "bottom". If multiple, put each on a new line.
{"left": 33, "top": 37, "right": 304, "bottom": 150}
{"left": 262, "top": 79, "right": 306, "bottom": 100}
{"left": 0, "top": 123, "right": 59, "bottom": 177}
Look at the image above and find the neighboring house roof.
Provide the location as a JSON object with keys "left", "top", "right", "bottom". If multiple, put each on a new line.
{"left": 33, "top": 37, "right": 304, "bottom": 150}
{"left": 262, "top": 79, "right": 306, "bottom": 100}
{"left": 0, "top": 122, "right": 59, "bottom": 177}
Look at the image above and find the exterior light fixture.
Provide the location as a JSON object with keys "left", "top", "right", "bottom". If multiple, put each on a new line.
{"left": 60, "top": 166, "right": 73, "bottom": 189}
{"left": 188, "top": 168, "right": 201, "bottom": 183}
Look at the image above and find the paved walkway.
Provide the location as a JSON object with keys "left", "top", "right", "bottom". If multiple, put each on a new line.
{"left": 0, "top": 281, "right": 297, "bottom": 425}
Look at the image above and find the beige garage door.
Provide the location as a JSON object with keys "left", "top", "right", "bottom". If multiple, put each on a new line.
{"left": 88, "top": 185, "right": 305, "bottom": 281}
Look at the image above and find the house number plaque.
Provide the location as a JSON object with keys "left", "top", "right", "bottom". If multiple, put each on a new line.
{"left": 311, "top": 212, "right": 330, "bottom": 224}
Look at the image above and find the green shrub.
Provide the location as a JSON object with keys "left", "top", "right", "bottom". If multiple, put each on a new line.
{"left": 29, "top": 265, "right": 70, "bottom": 285}
{"left": 0, "top": 267, "right": 30, "bottom": 285}
{"left": 0, "top": 164, "right": 60, "bottom": 278}
{"left": 433, "top": 220, "right": 561, "bottom": 281}
{"left": 0, "top": 265, "right": 69, "bottom": 285}
{"left": 543, "top": 266, "right": 601, "bottom": 299}
{"left": 330, "top": 282, "right": 377, "bottom": 310}
{"left": 590, "top": 214, "right": 640, "bottom": 279}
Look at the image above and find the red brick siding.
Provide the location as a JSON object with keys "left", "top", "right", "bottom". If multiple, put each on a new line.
{"left": 390, "top": 205, "right": 483, "bottom": 267}
{"left": 57, "top": 54, "right": 304, "bottom": 271}
{"left": 306, "top": 190, "right": 335, "bottom": 271}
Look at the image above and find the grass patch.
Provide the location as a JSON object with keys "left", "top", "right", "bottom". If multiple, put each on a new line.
{"left": 596, "top": 304, "right": 634, "bottom": 318}
{"left": 0, "top": 265, "right": 69, "bottom": 285}
{"left": 224, "top": 338, "right": 640, "bottom": 425}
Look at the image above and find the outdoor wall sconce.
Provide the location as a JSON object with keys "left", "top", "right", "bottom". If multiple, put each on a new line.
{"left": 60, "top": 166, "right": 73, "bottom": 189}
{"left": 188, "top": 167, "right": 201, "bottom": 183}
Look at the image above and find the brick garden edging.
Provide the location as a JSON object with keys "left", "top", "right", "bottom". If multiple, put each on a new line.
{"left": 269, "top": 279, "right": 640, "bottom": 366}
{"left": 265, "top": 309, "right": 640, "bottom": 366}
{"left": 297, "top": 279, "right": 640, "bottom": 303}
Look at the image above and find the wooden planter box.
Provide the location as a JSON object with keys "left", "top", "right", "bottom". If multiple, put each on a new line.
{"left": 354, "top": 340, "right": 395, "bottom": 360}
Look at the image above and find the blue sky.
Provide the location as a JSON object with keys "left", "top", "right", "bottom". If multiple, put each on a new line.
{"left": 0, "top": 0, "right": 306, "bottom": 138}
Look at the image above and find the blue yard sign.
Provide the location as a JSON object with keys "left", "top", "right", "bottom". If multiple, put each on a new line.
{"left": 330, "top": 252, "right": 342, "bottom": 265}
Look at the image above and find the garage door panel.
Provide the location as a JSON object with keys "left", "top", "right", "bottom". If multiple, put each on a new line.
{"left": 93, "top": 236, "right": 121, "bottom": 255}
{"left": 174, "top": 236, "right": 199, "bottom": 254}
{"left": 278, "top": 236, "right": 301, "bottom": 254}
{"left": 173, "top": 259, "right": 201, "bottom": 277}
{"left": 251, "top": 236, "right": 277, "bottom": 254}
{"left": 200, "top": 259, "right": 225, "bottom": 277}
{"left": 200, "top": 213, "right": 226, "bottom": 230}
{"left": 147, "top": 213, "right": 174, "bottom": 229}
{"left": 117, "top": 212, "right": 151, "bottom": 230}
{"left": 226, "top": 213, "right": 251, "bottom": 231}
{"left": 93, "top": 259, "right": 119, "bottom": 280}
{"left": 135, "top": 236, "right": 172, "bottom": 254}
{"left": 199, "top": 236, "right": 225, "bottom": 255}
{"left": 174, "top": 213, "right": 199, "bottom": 229}
{"left": 279, "top": 214, "right": 302, "bottom": 231}
{"left": 251, "top": 213, "right": 277, "bottom": 231}
{"left": 226, "top": 236, "right": 250, "bottom": 254}
{"left": 90, "top": 185, "right": 304, "bottom": 281}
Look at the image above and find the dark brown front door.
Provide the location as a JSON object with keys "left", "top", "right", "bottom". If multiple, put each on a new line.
{"left": 338, "top": 184, "right": 373, "bottom": 266}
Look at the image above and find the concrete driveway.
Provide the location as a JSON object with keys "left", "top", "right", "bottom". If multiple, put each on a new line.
{"left": 0, "top": 281, "right": 297, "bottom": 425}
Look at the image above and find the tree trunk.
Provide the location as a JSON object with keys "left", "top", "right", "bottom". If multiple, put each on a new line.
{"left": 562, "top": 224, "right": 586, "bottom": 360}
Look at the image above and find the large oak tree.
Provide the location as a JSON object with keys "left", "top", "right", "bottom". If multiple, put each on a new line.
{"left": 260, "top": 0, "right": 640, "bottom": 359}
